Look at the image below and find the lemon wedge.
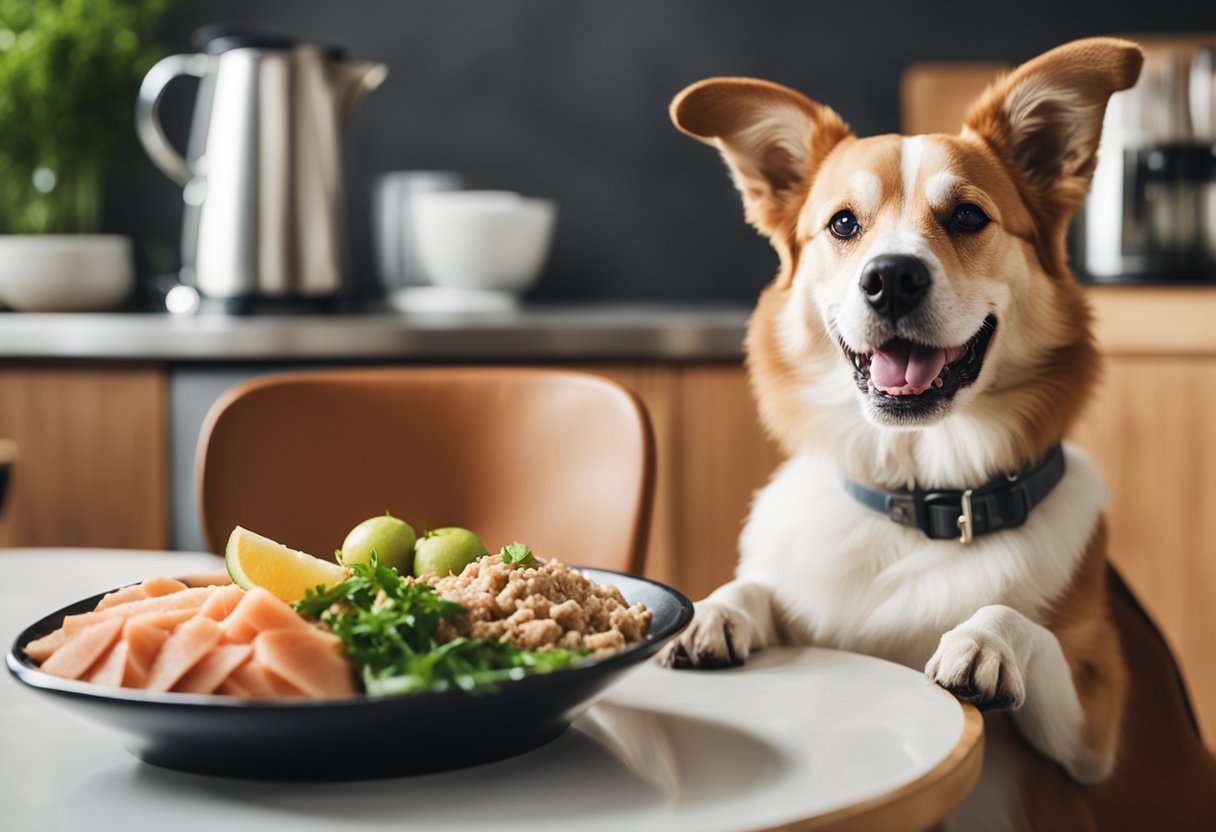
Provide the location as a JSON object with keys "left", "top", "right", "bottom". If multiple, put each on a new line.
{"left": 225, "top": 526, "right": 348, "bottom": 603}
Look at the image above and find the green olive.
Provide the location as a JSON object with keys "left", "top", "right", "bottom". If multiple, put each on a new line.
{"left": 413, "top": 527, "right": 487, "bottom": 577}
{"left": 340, "top": 515, "right": 417, "bottom": 572}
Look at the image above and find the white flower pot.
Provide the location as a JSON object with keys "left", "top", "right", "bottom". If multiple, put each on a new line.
{"left": 0, "top": 235, "right": 134, "bottom": 312}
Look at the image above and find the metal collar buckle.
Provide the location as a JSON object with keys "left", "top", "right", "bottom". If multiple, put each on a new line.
{"left": 957, "top": 489, "right": 974, "bottom": 545}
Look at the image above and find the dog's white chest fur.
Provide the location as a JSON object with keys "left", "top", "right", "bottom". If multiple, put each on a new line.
{"left": 736, "top": 442, "right": 1107, "bottom": 669}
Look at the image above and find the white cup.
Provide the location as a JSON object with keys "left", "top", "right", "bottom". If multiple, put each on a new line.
{"left": 410, "top": 191, "right": 557, "bottom": 295}
{"left": 0, "top": 235, "right": 134, "bottom": 312}
{"left": 371, "top": 171, "right": 463, "bottom": 290}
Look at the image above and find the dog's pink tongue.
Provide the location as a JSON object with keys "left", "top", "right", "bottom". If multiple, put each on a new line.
{"left": 870, "top": 342, "right": 947, "bottom": 394}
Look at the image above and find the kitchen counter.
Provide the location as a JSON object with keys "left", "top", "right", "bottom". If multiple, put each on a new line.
{"left": 0, "top": 305, "right": 751, "bottom": 362}
{"left": 0, "top": 285, "right": 1212, "bottom": 363}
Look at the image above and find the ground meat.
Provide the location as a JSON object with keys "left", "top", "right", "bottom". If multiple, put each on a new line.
{"left": 430, "top": 556, "right": 652, "bottom": 658}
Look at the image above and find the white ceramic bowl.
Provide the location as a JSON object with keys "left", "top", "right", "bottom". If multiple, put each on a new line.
{"left": 410, "top": 191, "right": 557, "bottom": 294}
{"left": 0, "top": 235, "right": 134, "bottom": 312}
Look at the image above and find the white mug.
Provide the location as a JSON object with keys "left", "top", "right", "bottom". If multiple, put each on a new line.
{"left": 371, "top": 171, "right": 463, "bottom": 290}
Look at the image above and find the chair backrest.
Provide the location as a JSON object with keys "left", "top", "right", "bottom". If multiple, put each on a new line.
{"left": 196, "top": 367, "right": 655, "bottom": 573}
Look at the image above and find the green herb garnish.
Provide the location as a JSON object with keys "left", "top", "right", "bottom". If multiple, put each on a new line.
{"left": 293, "top": 551, "right": 582, "bottom": 696}
{"left": 499, "top": 541, "right": 535, "bottom": 567}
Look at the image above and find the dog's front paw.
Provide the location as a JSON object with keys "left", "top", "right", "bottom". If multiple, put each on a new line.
{"left": 926, "top": 620, "right": 1026, "bottom": 711}
{"left": 657, "top": 601, "right": 752, "bottom": 669}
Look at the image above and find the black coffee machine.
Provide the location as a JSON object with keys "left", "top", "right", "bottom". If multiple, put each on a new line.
{"left": 1078, "top": 43, "right": 1216, "bottom": 282}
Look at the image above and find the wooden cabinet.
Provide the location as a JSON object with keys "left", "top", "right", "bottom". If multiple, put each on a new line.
{"left": 587, "top": 364, "right": 783, "bottom": 601}
{"left": 1072, "top": 287, "right": 1216, "bottom": 746}
{"left": 0, "top": 365, "right": 169, "bottom": 549}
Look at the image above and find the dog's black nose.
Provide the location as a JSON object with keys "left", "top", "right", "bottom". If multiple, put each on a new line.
{"left": 859, "top": 254, "right": 931, "bottom": 321}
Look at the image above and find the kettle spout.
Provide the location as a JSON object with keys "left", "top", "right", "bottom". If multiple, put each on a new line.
{"left": 331, "top": 60, "right": 389, "bottom": 122}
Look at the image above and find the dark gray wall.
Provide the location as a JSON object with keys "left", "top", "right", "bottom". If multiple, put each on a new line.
{"left": 108, "top": 0, "right": 1216, "bottom": 303}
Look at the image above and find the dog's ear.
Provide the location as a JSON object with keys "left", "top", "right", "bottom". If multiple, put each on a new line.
{"left": 671, "top": 78, "right": 851, "bottom": 250}
{"left": 964, "top": 38, "right": 1143, "bottom": 230}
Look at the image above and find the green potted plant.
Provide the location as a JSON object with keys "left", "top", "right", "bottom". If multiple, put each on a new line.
{"left": 0, "top": 0, "right": 173, "bottom": 311}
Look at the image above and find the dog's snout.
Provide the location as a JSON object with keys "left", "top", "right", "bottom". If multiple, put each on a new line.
{"left": 860, "top": 254, "right": 931, "bottom": 321}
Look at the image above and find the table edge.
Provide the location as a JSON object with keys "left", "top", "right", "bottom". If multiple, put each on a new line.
{"left": 764, "top": 701, "right": 984, "bottom": 832}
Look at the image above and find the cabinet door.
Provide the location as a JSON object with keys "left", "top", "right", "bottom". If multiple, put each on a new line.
{"left": 1072, "top": 356, "right": 1216, "bottom": 748}
{"left": 586, "top": 363, "right": 783, "bottom": 601}
{"left": 0, "top": 365, "right": 169, "bottom": 549}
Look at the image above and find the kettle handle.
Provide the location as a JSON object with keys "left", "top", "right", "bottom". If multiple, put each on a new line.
{"left": 136, "top": 53, "right": 210, "bottom": 186}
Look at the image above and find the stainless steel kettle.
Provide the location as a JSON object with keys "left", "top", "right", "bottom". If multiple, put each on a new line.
{"left": 137, "top": 29, "right": 388, "bottom": 300}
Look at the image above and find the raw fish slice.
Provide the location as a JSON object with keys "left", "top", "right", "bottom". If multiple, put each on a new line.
{"left": 141, "top": 576, "right": 188, "bottom": 597}
{"left": 93, "top": 576, "right": 186, "bottom": 613}
{"left": 145, "top": 616, "right": 222, "bottom": 692}
{"left": 93, "top": 584, "right": 148, "bottom": 612}
{"left": 219, "top": 587, "right": 311, "bottom": 644}
{"left": 23, "top": 628, "right": 67, "bottom": 662}
{"left": 223, "top": 659, "right": 291, "bottom": 699}
{"left": 173, "top": 644, "right": 252, "bottom": 694}
{"left": 253, "top": 628, "right": 356, "bottom": 699}
{"left": 217, "top": 676, "right": 251, "bottom": 697}
{"left": 39, "top": 618, "right": 124, "bottom": 680}
{"left": 182, "top": 571, "right": 233, "bottom": 588}
{"left": 84, "top": 640, "right": 129, "bottom": 687}
{"left": 125, "top": 608, "right": 198, "bottom": 633}
{"left": 199, "top": 585, "right": 245, "bottom": 622}
{"left": 123, "top": 619, "right": 171, "bottom": 688}
{"left": 62, "top": 587, "right": 219, "bottom": 634}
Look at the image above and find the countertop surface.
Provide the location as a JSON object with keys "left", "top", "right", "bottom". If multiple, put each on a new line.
{"left": 0, "top": 285, "right": 1213, "bottom": 363}
{"left": 0, "top": 305, "right": 751, "bottom": 362}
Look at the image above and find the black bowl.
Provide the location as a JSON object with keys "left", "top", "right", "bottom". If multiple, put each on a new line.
{"left": 7, "top": 568, "right": 692, "bottom": 781}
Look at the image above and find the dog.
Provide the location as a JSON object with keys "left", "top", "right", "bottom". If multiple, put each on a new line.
{"left": 659, "top": 38, "right": 1216, "bottom": 830}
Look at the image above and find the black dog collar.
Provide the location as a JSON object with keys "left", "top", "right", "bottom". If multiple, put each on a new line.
{"left": 842, "top": 443, "right": 1066, "bottom": 544}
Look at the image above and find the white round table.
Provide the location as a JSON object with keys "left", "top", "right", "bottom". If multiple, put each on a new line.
{"left": 1, "top": 549, "right": 982, "bottom": 831}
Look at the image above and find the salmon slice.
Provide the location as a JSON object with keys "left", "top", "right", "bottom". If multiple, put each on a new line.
{"left": 222, "top": 658, "right": 297, "bottom": 699}
{"left": 254, "top": 628, "right": 356, "bottom": 699}
{"left": 94, "top": 584, "right": 148, "bottom": 612}
{"left": 217, "top": 675, "right": 251, "bottom": 698}
{"left": 173, "top": 644, "right": 252, "bottom": 694}
{"left": 23, "top": 628, "right": 67, "bottom": 662}
{"left": 84, "top": 639, "right": 129, "bottom": 687}
{"left": 265, "top": 665, "right": 307, "bottom": 697}
{"left": 199, "top": 585, "right": 245, "bottom": 622}
{"left": 125, "top": 608, "right": 198, "bottom": 633}
{"left": 141, "top": 576, "right": 188, "bottom": 597}
{"left": 219, "top": 587, "right": 311, "bottom": 644}
{"left": 62, "top": 587, "right": 218, "bottom": 634}
{"left": 123, "top": 618, "right": 171, "bottom": 688}
{"left": 39, "top": 618, "right": 124, "bottom": 680}
{"left": 182, "top": 571, "right": 234, "bottom": 588}
{"left": 92, "top": 576, "right": 185, "bottom": 613}
{"left": 145, "top": 616, "right": 222, "bottom": 692}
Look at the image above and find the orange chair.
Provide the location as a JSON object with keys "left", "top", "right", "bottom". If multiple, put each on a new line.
{"left": 196, "top": 367, "right": 655, "bottom": 574}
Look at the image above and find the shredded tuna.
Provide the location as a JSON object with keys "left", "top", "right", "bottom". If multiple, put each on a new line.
{"left": 428, "top": 557, "right": 651, "bottom": 658}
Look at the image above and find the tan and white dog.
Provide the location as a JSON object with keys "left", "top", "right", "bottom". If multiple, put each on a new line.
{"left": 661, "top": 38, "right": 1216, "bottom": 830}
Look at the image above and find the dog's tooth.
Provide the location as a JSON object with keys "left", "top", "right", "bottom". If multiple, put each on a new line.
{"left": 932, "top": 378, "right": 944, "bottom": 389}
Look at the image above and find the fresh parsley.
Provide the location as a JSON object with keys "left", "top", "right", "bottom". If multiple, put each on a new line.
{"left": 499, "top": 541, "right": 535, "bottom": 567}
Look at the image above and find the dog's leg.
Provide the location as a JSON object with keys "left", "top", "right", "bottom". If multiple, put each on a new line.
{"left": 657, "top": 580, "right": 781, "bottom": 669}
{"left": 926, "top": 603, "right": 1119, "bottom": 785}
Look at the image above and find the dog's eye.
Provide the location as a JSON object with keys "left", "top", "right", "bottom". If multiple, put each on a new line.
{"left": 951, "top": 203, "right": 989, "bottom": 232}
{"left": 828, "top": 210, "right": 860, "bottom": 240}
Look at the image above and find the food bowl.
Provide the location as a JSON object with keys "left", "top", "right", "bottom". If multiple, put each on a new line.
{"left": 411, "top": 191, "right": 557, "bottom": 295}
{"left": 7, "top": 568, "right": 691, "bottom": 781}
{"left": 0, "top": 235, "right": 134, "bottom": 312}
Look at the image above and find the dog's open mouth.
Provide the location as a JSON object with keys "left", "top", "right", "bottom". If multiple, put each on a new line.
{"left": 841, "top": 316, "right": 997, "bottom": 417}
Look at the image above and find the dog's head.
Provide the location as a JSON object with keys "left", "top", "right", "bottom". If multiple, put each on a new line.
{"left": 673, "top": 38, "right": 1143, "bottom": 486}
